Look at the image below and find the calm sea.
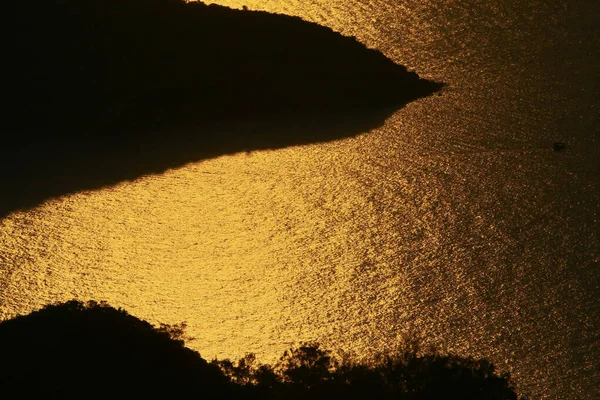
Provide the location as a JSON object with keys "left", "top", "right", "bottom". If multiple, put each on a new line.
{"left": 1, "top": 0, "right": 598, "bottom": 398}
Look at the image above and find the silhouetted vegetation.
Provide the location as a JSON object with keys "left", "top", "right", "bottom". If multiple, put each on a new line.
{"left": 0, "top": 301, "right": 522, "bottom": 399}
{"left": 2, "top": 0, "right": 442, "bottom": 217}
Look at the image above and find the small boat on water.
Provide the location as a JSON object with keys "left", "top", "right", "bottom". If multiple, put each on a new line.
{"left": 553, "top": 142, "right": 566, "bottom": 152}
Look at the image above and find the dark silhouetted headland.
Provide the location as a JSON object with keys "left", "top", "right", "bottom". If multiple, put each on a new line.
{"left": 2, "top": 0, "right": 442, "bottom": 217}
{"left": 0, "top": 301, "right": 522, "bottom": 399}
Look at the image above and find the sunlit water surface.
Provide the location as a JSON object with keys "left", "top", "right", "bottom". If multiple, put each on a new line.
{"left": 1, "top": 1, "right": 598, "bottom": 398}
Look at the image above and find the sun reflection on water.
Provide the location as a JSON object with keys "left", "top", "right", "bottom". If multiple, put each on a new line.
{"left": 1, "top": 1, "right": 598, "bottom": 399}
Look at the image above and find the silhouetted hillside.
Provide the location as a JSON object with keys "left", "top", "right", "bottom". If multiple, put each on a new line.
{"left": 0, "top": 300, "right": 231, "bottom": 399}
{"left": 6, "top": 0, "right": 440, "bottom": 132}
{"left": 0, "top": 301, "right": 522, "bottom": 400}
{"left": 2, "top": 0, "right": 442, "bottom": 217}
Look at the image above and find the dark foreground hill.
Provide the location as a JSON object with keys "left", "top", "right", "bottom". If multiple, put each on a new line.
{"left": 1, "top": 0, "right": 442, "bottom": 217}
{"left": 0, "top": 301, "right": 521, "bottom": 400}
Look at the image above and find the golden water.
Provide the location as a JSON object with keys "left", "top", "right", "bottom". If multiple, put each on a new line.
{"left": 1, "top": 1, "right": 598, "bottom": 398}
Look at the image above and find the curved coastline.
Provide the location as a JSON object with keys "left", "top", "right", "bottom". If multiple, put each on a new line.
{"left": 2, "top": 0, "right": 443, "bottom": 217}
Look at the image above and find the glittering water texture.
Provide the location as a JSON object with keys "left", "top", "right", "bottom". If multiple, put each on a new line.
{"left": 1, "top": 1, "right": 598, "bottom": 399}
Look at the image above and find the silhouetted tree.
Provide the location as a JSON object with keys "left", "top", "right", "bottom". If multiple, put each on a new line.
{"left": 277, "top": 342, "right": 336, "bottom": 386}
{"left": 217, "top": 341, "right": 521, "bottom": 400}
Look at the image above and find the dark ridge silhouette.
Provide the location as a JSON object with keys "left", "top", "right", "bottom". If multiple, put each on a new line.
{"left": 1, "top": 0, "right": 442, "bottom": 217}
{"left": 0, "top": 300, "right": 231, "bottom": 399}
{"left": 0, "top": 301, "right": 523, "bottom": 400}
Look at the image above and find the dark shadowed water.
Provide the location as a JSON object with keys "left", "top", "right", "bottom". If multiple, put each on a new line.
{"left": 1, "top": 1, "right": 598, "bottom": 398}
